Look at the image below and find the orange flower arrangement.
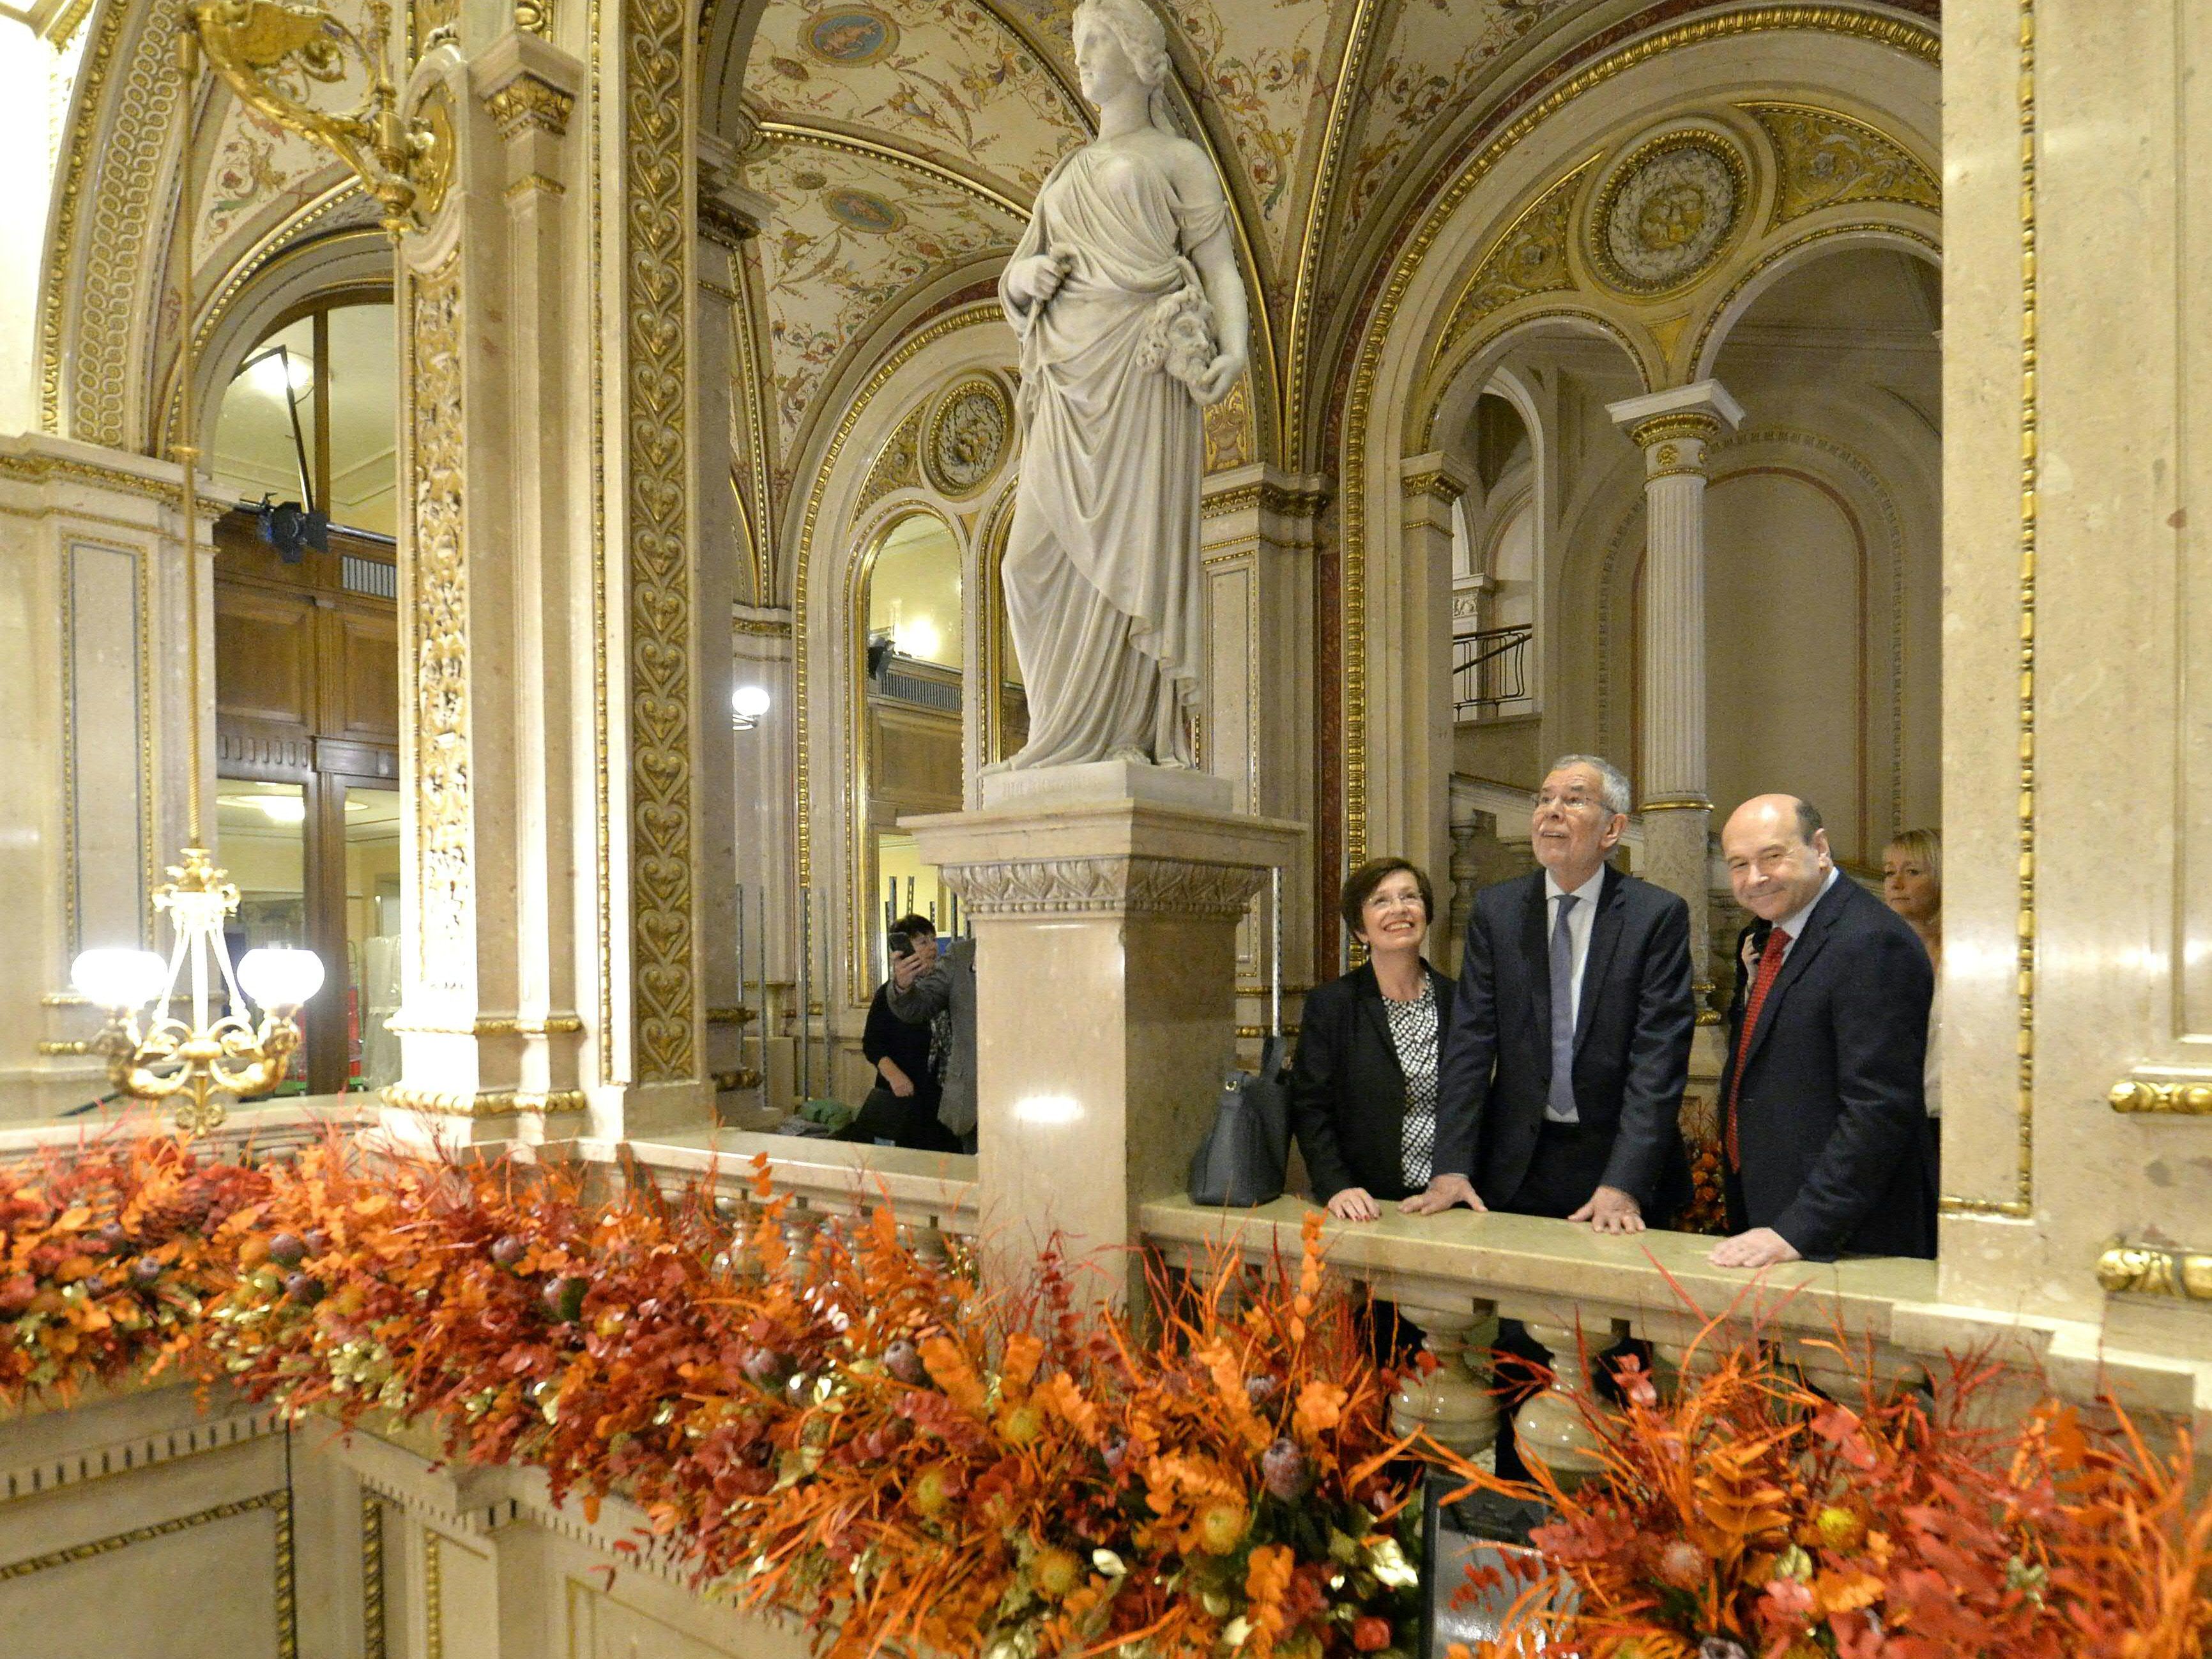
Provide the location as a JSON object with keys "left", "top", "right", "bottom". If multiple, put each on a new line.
{"left": 1, "top": 1132, "right": 1429, "bottom": 1659}
{"left": 1449, "top": 1304, "right": 2212, "bottom": 1659}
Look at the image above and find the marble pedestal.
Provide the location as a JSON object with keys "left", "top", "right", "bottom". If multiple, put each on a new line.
{"left": 905, "top": 790, "right": 1300, "bottom": 1303}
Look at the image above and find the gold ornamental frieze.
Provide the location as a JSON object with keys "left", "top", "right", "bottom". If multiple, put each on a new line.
{"left": 1741, "top": 101, "right": 1939, "bottom": 227}
{"left": 623, "top": 0, "right": 699, "bottom": 1084}
{"left": 407, "top": 254, "right": 471, "bottom": 995}
{"left": 855, "top": 401, "right": 926, "bottom": 516}
{"left": 1436, "top": 160, "right": 1593, "bottom": 355}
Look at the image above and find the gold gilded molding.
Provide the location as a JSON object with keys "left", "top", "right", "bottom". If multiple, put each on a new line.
{"left": 424, "top": 1529, "right": 445, "bottom": 1659}
{"left": 625, "top": 0, "right": 700, "bottom": 1084}
{"left": 1627, "top": 411, "right": 1725, "bottom": 449}
{"left": 1436, "top": 162, "right": 1592, "bottom": 357}
{"left": 2096, "top": 1240, "right": 2212, "bottom": 1300}
{"left": 733, "top": 614, "right": 793, "bottom": 637}
{"left": 362, "top": 1496, "right": 386, "bottom": 1659}
{"left": 1337, "top": 4, "right": 1938, "bottom": 871}
{"left": 1743, "top": 102, "right": 1939, "bottom": 227}
{"left": 516, "top": 0, "right": 553, "bottom": 33}
{"left": 486, "top": 75, "right": 576, "bottom": 140}
{"left": 1283, "top": 0, "right": 1385, "bottom": 461}
{"left": 380, "top": 1086, "right": 590, "bottom": 1118}
{"left": 791, "top": 303, "right": 1002, "bottom": 887}
{"left": 1203, "top": 376, "right": 1254, "bottom": 473}
{"left": 1944, "top": 0, "right": 2035, "bottom": 1219}
{"left": 2110, "top": 1078, "right": 2212, "bottom": 1115}
{"left": 408, "top": 254, "right": 471, "bottom": 995}
{"left": 75, "top": 0, "right": 190, "bottom": 447}
{"left": 0, "top": 1487, "right": 297, "bottom": 1656}
{"left": 1399, "top": 468, "right": 1467, "bottom": 505}
{"left": 757, "top": 119, "right": 1030, "bottom": 221}
{"left": 505, "top": 172, "right": 568, "bottom": 202}
{"left": 36, "top": 0, "right": 131, "bottom": 431}
{"left": 855, "top": 401, "right": 926, "bottom": 517}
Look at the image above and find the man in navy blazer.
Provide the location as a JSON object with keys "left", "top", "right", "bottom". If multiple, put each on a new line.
{"left": 1409, "top": 754, "right": 1696, "bottom": 1231}
{"left": 1707, "top": 795, "right": 1934, "bottom": 1268}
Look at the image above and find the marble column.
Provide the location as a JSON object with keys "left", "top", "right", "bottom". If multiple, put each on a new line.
{"left": 1379, "top": 455, "right": 1471, "bottom": 894}
{"left": 1196, "top": 466, "right": 1325, "bottom": 1038}
{"left": 383, "top": 11, "right": 715, "bottom": 1147}
{"left": 906, "top": 779, "right": 1299, "bottom": 1304}
{"left": 1603, "top": 381, "right": 1742, "bottom": 990}
{"left": 1942, "top": 0, "right": 2212, "bottom": 1349}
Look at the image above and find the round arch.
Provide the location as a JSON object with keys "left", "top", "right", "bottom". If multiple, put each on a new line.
{"left": 1691, "top": 225, "right": 1942, "bottom": 383}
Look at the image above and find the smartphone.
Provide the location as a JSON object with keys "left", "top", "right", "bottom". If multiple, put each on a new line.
{"left": 888, "top": 931, "right": 913, "bottom": 959}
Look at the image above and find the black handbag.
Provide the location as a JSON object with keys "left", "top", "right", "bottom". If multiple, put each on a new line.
{"left": 1187, "top": 871, "right": 1292, "bottom": 1207}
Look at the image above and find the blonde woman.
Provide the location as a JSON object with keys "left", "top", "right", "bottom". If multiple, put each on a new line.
{"left": 1884, "top": 828, "right": 1941, "bottom": 1195}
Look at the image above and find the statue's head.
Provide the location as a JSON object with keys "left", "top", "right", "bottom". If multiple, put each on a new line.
{"left": 1072, "top": 0, "right": 1175, "bottom": 122}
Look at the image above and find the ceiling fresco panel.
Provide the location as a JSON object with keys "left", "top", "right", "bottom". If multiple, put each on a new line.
{"left": 1154, "top": 0, "right": 1332, "bottom": 261}
{"left": 752, "top": 137, "right": 1023, "bottom": 446}
{"left": 1339, "top": 0, "right": 1578, "bottom": 228}
{"left": 744, "top": 0, "right": 1087, "bottom": 196}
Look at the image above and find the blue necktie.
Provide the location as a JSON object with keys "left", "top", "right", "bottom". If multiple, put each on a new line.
{"left": 1547, "top": 893, "right": 1579, "bottom": 1122}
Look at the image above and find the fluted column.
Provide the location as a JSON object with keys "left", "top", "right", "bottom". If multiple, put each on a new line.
{"left": 1605, "top": 381, "right": 1742, "bottom": 986}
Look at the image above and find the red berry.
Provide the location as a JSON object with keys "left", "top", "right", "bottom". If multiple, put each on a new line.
{"left": 1352, "top": 1617, "right": 1392, "bottom": 1653}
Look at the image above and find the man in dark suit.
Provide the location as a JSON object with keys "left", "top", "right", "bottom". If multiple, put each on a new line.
{"left": 1410, "top": 754, "right": 1696, "bottom": 1230}
{"left": 1708, "top": 794, "right": 1933, "bottom": 1268}
{"left": 1410, "top": 754, "right": 1695, "bottom": 1481}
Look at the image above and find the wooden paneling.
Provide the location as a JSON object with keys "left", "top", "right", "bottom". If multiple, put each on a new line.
{"left": 337, "top": 608, "right": 400, "bottom": 744}
{"left": 214, "top": 586, "right": 316, "bottom": 730}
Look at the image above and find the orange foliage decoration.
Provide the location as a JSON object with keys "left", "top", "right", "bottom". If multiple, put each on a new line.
{"left": 1446, "top": 1296, "right": 2212, "bottom": 1659}
{"left": 1, "top": 1133, "right": 1428, "bottom": 1659}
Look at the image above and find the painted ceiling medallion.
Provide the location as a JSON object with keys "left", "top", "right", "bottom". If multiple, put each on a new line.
{"left": 803, "top": 8, "right": 901, "bottom": 65}
{"left": 924, "top": 376, "right": 1013, "bottom": 498}
{"left": 825, "top": 187, "right": 906, "bottom": 233}
{"left": 1590, "top": 130, "right": 1747, "bottom": 298}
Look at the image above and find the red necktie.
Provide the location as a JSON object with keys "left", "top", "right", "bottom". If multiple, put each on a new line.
{"left": 1725, "top": 928, "right": 1791, "bottom": 1170}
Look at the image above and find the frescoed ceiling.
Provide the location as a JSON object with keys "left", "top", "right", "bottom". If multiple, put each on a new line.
{"left": 1339, "top": 0, "right": 1582, "bottom": 229}
{"left": 1154, "top": 0, "right": 1332, "bottom": 263}
{"left": 728, "top": 0, "right": 1620, "bottom": 471}
{"left": 750, "top": 137, "right": 1025, "bottom": 445}
{"left": 745, "top": 0, "right": 1088, "bottom": 199}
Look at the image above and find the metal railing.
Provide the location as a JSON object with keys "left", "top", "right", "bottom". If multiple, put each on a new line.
{"left": 1452, "top": 624, "right": 1532, "bottom": 714}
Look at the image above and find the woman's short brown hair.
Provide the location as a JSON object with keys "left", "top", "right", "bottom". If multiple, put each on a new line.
{"left": 1339, "top": 858, "right": 1435, "bottom": 940}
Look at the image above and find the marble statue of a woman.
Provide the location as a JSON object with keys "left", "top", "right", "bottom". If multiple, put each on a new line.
{"left": 990, "top": 0, "right": 1249, "bottom": 774}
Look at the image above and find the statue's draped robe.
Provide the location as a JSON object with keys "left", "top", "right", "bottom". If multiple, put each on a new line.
{"left": 998, "top": 139, "right": 1229, "bottom": 768}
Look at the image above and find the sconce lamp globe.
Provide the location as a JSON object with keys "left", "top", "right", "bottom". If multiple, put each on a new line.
{"left": 70, "top": 948, "right": 171, "bottom": 1013}
{"left": 237, "top": 946, "right": 326, "bottom": 1013}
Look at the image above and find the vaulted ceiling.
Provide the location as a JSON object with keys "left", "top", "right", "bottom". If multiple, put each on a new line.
{"left": 722, "top": 0, "right": 1606, "bottom": 475}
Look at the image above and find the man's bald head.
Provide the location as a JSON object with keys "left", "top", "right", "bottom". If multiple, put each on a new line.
{"left": 1721, "top": 794, "right": 1833, "bottom": 922}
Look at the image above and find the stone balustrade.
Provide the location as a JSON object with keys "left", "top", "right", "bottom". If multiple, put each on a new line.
{"left": 1138, "top": 1195, "right": 2212, "bottom": 1460}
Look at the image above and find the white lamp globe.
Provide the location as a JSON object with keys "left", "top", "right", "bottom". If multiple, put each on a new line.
{"left": 237, "top": 947, "right": 325, "bottom": 1012}
{"left": 732, "top": 684, "right": 772, "bottom": 721}
{"left": 71, "top": 948, "right": 169, "bottom": 1011}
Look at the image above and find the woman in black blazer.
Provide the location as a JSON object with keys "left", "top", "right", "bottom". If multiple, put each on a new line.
{"left": 1290, "top": 859, "right": 1457, "bottom": 1221}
